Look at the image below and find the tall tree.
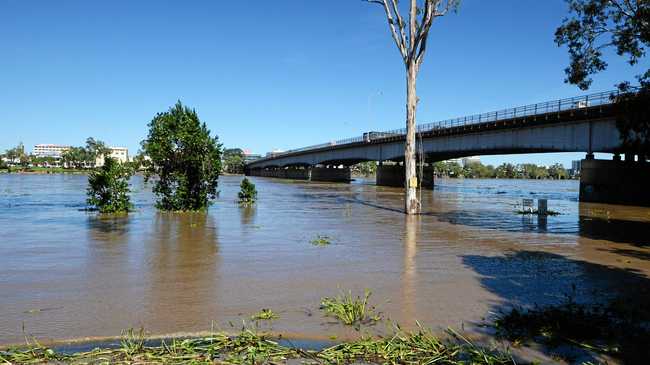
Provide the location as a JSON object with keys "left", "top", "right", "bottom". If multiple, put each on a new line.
{"left": 223, "top": 148, "right": 245, "bottom": 174}
{"left": 85, "top": 137, "right": 112, "bottom": 166}
{"left": 366, "top": 0, "right": 459, "bottom": 214}
{"left": 142, "top": 101, "right": 222, "bottom": 211}
{"left": 555, "top": 0, "right": 649, "bottom": 91}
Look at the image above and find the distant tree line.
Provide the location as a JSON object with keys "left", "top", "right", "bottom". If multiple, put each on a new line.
{"left": 433, "top": 161, "right": 571, "bottom": 180}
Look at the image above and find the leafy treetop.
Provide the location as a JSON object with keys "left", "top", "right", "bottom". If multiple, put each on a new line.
{"left": 142, "top": 101, "right": 222, "bottom": 211}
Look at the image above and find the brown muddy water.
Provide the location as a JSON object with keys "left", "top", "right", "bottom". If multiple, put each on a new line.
{"left": 1, "top": 174, "right": 650, "bottom": 347}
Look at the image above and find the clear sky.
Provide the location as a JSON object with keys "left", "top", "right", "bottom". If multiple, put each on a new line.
{"left": 1, "top": 0, "right": 647, "bottom": 167}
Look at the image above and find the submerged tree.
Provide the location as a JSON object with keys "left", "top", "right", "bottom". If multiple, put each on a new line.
{"left": 366, "top": 0, "right": 460, "bottom": 214}
{"left": 143, "top": 101, "right": 222, "bottom": 211}
{"left": 238, "top": 177, "right": 258, "bottom": 204}
{"left": 86, "top": 157, "right": 133, "bottom": 213}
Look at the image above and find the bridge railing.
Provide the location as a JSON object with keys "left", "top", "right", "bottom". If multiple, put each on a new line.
{"left": 257, "top": 89, "right": 622, "bottom": 160}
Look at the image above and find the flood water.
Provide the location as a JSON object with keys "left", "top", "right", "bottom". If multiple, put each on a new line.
{"left": 1, "top": 174, "right": 650, "bottom": 347}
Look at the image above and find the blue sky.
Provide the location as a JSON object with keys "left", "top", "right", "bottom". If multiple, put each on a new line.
{"left": 1, "top": 0, "right": 647, "bottom": 167}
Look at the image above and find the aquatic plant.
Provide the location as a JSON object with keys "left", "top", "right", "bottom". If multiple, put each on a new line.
{"left": 238, "top": 177, "right": 258, "bottom": 204}
{"left": 320, "top": 289, "right": 381, "bottom": 327}
{"left": 0, "top": 325, "right": 517, "bottom": 365}
{"left": 86, "top": 157, "right": 133, "bottom": 213}
{"left": 310, "top": 235, "right": 332, "bottom": 246}
{"left": 250, "top": 309, "right": 279, "bottom": 321}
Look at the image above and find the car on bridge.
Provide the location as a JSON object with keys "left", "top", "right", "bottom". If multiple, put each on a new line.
{"left": 363, "top": 131, "right": 403, "bottom": 143}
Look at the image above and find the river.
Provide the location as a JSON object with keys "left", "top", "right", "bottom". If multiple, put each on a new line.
{"left": 1, "top": 174, "right": 649, "bottom": 347}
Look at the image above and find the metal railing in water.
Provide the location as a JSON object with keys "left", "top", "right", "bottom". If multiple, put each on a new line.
{"left": 260, "top": 89, "right": 622, "bottom": 160}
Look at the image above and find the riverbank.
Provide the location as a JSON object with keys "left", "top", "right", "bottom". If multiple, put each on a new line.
{"left": 1, "top": 326, "right": 520, "bottom": 365}
{"left": 1, "top": 167, "right": 88, "bottom": 174}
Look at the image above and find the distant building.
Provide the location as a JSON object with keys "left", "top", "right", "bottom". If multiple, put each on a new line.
{"left": 33, "top": 144, "right": 71, "bottom": 158}
{"left": 242, "top": 149, "right": 262, "bottom": 163}
{"left": 461, "top": 156, "right": 481, "bottom": 167}
{"left": 445, "top": 158, "right": 462, "bottom": 165}
{"left": 265, "top": 149, "right": 285, "bottom": 158}
{"left": 570, "top": 160, "right": 582, "bottom": 177}
{"left": 95, "top": 147, "right": 129, "bottom": 166}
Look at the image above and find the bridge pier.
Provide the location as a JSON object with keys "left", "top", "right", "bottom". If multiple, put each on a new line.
{"left": 310, "top": 166, "right": 351, "bottom": 182}
{"left": 376, "top": 165, "right": 434, "bottom": 189}
{"left": 580, "top": 158, "right": 650, "bottom": 206}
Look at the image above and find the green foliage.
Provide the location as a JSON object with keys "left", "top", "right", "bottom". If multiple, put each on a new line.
{"left": 556, "top": 1, "right": 650, "bottom": 153}
{"left": 555, "top": 0, "right": 649, "bottom": 90}
{"left": 238, "top": 177, "right": 258, "bottom": 204}
{"left": 3, "top": 142, "right": 27, "bottom": 167}
{"left": 352, "top": 161, "right": 377, "bottom": 176}
{"left": 62, "top": 137, "right": 110, "bottom": 169}
{"left": 223, "top": 148, "right": 245, "bottom": 174}
{"left": 462, "top": 161, "right": 496, "bottom": 178}
{"left": 547, "top": 163, "right": 569, "bottom": 180}
{"left": 86, "top": 157, "right": 133, "bottom": 213}
{"left": 310, "top": 235, "right": 331, "bottom": 246}
{"left": 433, "top": 161, "right": 464, "bottom": 177}
{"left": 433, "top": 160, "right": 569, "bottom": 180}
{"left": 320, "top": 289, "right": 381, "bottom": 327}
{"left": 142, "top": 101, "right": 222, "bottom": 211}
{"left": 250, "top": 309, "right": 279, "bottom": 321}
{"left": 0, "top": 325, "right": 517, "bottom": 365}
{"left": 615, "top": 87, "right": 650, "bottom": 155}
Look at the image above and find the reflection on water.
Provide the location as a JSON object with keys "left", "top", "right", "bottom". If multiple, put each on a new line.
{"left": 1, "top": 174, "right": 650, "bottom": 346}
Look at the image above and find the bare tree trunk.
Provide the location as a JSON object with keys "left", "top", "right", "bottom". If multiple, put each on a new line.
{"left": 405, "top": 62, "right": 419, "bottom": 214}
{"left": 366, "top": 0, "right": 458, "bottom": 214}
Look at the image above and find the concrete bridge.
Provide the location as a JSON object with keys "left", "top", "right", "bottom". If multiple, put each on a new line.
{"left": 246, "top": 90, "right": 650, "bottom": 206}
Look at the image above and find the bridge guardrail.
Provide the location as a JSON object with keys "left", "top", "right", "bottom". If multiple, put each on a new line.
{"left": 252, "top": 89, "right": 626, "bottom": 162}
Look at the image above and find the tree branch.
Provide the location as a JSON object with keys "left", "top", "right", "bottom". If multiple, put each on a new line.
{"left": 365, "top": 0, "right": 408, "bottom": 61}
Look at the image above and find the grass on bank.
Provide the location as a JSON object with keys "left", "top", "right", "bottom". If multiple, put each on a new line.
{"left": 320, "top": 290, "right": 381, "bottom": 328}
{"left": 0, "top": 326, "right": 518, "bottom": 365}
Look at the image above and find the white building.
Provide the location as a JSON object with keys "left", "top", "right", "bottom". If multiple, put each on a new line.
{"left": 33, "top": 144, "right": 71, "bottom": 158}
{"left": 95, "top": 147, "right": 129, "bottom": 166}
{"left": 266, "top": 149, "right": 285, "bottom": 158}
{"left": 461, "top": 156, "right": 481, "bottom": 167}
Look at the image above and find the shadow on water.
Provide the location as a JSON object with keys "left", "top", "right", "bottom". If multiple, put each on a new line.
{"left": 430, "top": 210, "right": 555, "bottom": 234}
{"left": 431, "top": 209, "right": 650, "bottom": 246}
{"left": 461, "top": 250, "right": 650, "bottom": 363}
{"left": 578, "top": 217, "right": 650, "bottom": 246}
{"left": 239, "top": 205, "right": 257, "bottom": 226}
{"left": 86, "top": 214, "right": 131, "bottom": 236}
{"left": 341, "top": 196, "right": 404, "bottom": 214}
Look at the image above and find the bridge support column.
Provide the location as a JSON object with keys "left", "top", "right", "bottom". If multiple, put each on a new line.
{"left": 376, "top": 165, "right": 434, "bottom": 189}
{"left": 580, "top": 158, "right": 650, "bottom": 206}
{"left": 310, "top": 166, "right": 351, "bottom": 182}
{"left": 376, "top": 165, "right": 404, "bottom": 187}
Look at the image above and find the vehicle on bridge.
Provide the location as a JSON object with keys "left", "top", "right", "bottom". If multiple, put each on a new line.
{"left": 363, "top": 131, "right": 402, "bottom": 143}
